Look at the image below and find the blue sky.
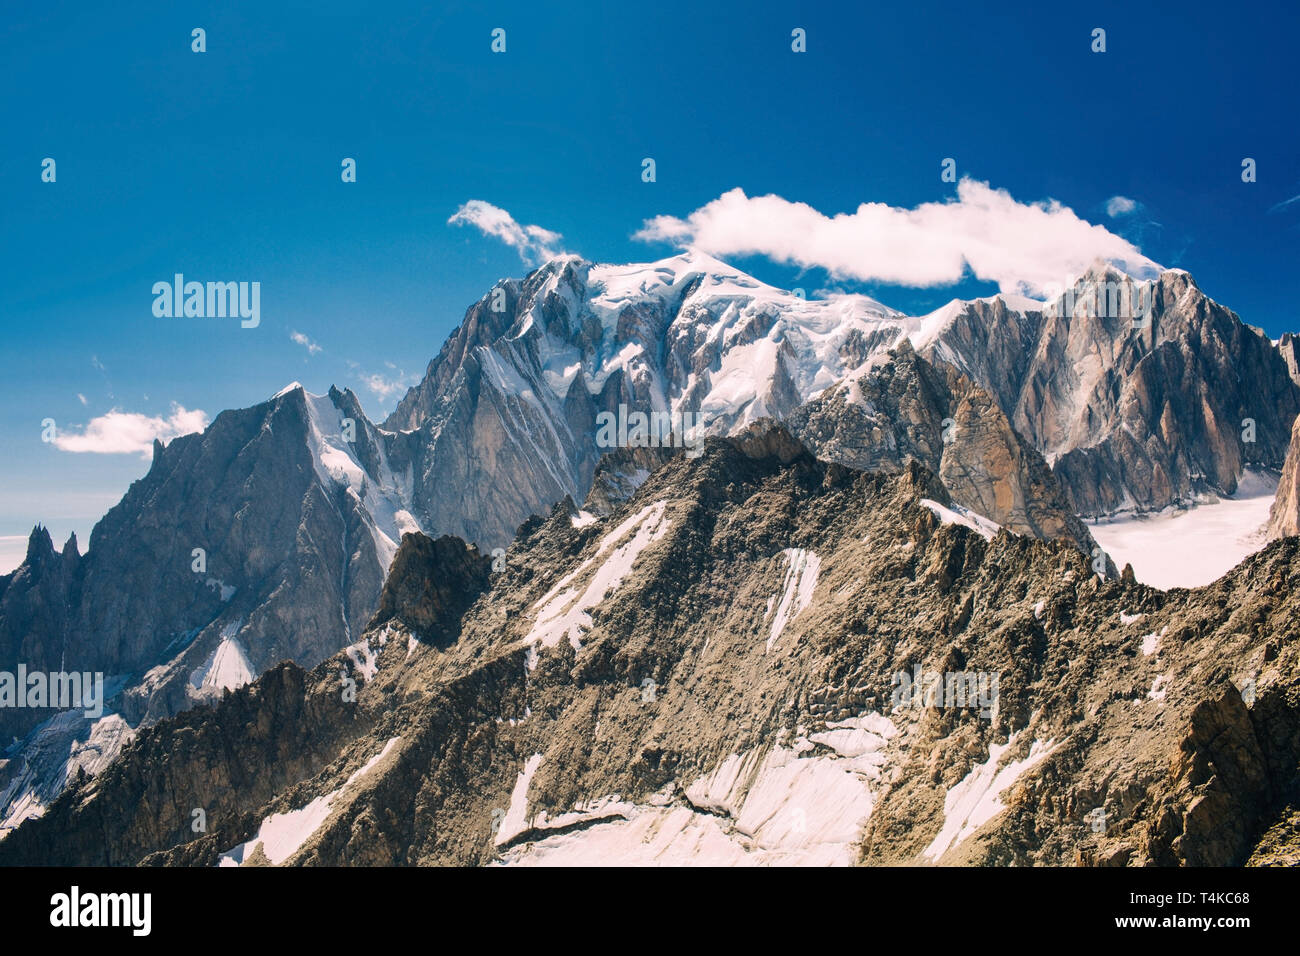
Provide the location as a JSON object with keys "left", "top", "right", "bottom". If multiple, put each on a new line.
{"left": 3, "top": 0, "right": 1299, "bottom": 570}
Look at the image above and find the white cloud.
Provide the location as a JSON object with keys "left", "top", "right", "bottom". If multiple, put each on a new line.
{"left": 76, "top": 393, "right": 87, "bottom": 406}
{"left": 290, "top": 331, "right": 322, "bottom": 355}
{"left": 634, "top": 180, "right": 1163, "bottom": 298}
{"left": 361, "top": 373, "right": 412, "bottom": 401}
{"left": 1105, "top": 195, "right": 1138, "bottom": 217}
{"left": 52, "top": 404, "right": 209, "bottom": 459}
{"left": 448, "top": 200, "right": 564, "bottom": 265}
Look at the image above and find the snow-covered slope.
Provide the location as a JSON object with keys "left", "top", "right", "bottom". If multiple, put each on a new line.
{"left": 587, "top": 250, "right": 905, "bottom": 426}
{"left": 1, "top": 702, "right": 134, "bottom": 839}
{"left": 370, "top": 251, "right": 925, "bottom": 549}
{"left": 469, "top": 249, "right": 906, "bottom": 431}
{"left": 301, "top": 390, "right": 423, "bottom": 572}
{"left": 1087, "top": 469, "right": 1276, "bottom": 589}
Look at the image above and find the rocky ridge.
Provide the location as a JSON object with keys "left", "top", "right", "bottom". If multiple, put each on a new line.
{"left": 3, "top": 425, "right": 1296, "bottom": 867}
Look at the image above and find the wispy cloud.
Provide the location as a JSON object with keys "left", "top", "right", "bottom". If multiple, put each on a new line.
{"left": 290, "top": 330, "right": 322, "bottom": 355}
{"left": 360, "top": 372, "right": 413, "bottom": 402}
{"left": 448, "top": 200, "right": 564, "bottom": 265}
{"left": 1269, "top": 194, "right": 1300, "bottom": 214}
{"left": 52, "top": 404, "right": 208, "bottom": 459}
{"left": 634, "top": 180, "right": 1163, "bottom": 298}
{"left": 90, "top": 354, "right": 114, "bottom": 399}
{"left": 1105, "top": 195, "right": 1138, "bottom": 217}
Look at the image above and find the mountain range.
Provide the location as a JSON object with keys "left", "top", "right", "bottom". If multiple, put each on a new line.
{"left": 3, "top": 250, "right": 1298, "bottom": 859}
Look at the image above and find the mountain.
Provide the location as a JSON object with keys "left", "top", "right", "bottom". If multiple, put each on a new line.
{"left": 1, "top": 385, "right": 420, "bottom": 830}
{"left": 3, "top": 425, "right": 1296, "bottom": 867}
{"left": 911, "top": 266, "right": 1300, "bottom": 516}
{"left": 378, "top": 251, "right": 908, "bottom": 547}
{"left": 3, "top": 250, "right": 1294, "bottom": 841}
{"left": 788, "top": 339, "right": 1103, "bottom": 560}
{"left": 383, "top": 253, "right": 1298, "bottom": 540}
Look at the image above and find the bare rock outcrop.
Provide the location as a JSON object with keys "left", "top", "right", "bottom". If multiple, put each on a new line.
{"left": 1267, "top": 413, "right": 1300, "bottom": 538}
{"left": 919, "top": 267, "right": 1300, "bottom": 516}
{"left": 789, "top": 341, "right": 1104, "bottom": 562}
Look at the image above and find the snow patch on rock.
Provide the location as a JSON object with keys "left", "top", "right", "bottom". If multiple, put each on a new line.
{"left": 523, "top": 501, "right": 672, "bottom": 663}
{"left": 189, "top": 625, "right": 255, "bottom": 695}
{"left": 765, "top": 548, "right": 821, "bottom": 652}
{"left": 218, "top": 737, "right": 400, "bottom": 866}
{"left": 924, "top": 734, "right": 1058, "bottom": 861}
{"left": 919, "top": 499, "right": 1001, "bottom": 541}
{"left": 495, "top": 753, "right": 544, "bottom": 847}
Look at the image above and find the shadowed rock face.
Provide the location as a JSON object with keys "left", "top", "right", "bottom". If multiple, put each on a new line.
{"left": 0, "top": 529, "right": 83, "bottom": 739}
{"left": 371, "top": 535, "right": 492, "bottom": 648}
{"left": 5, "top": 425, "right": 1297, "bottom": 868}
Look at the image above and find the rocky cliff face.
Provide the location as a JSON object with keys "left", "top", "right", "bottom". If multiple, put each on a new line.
{"left": 370, "top": 535, "right": 492, "bottom": 648}
{"left": 0, "top": 385, "right": 416, "bottom": 832}
{"left": 1276, "top": 332, "right": 1300, "bottom": 388}
{"left": 915, "top": 267, "right": 1300, "bottom": 516}
{"left": 1267, "top": 414, "right": 1300, "bottom": 539}
{"left": 5, "top": 426, "right": 1297, "bottom": 868}
{"left": 788, "top": 340, "right": 1104, "bottom": 562}
{"left": 0, "top": 529, "right": 83, "bottom": 741}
